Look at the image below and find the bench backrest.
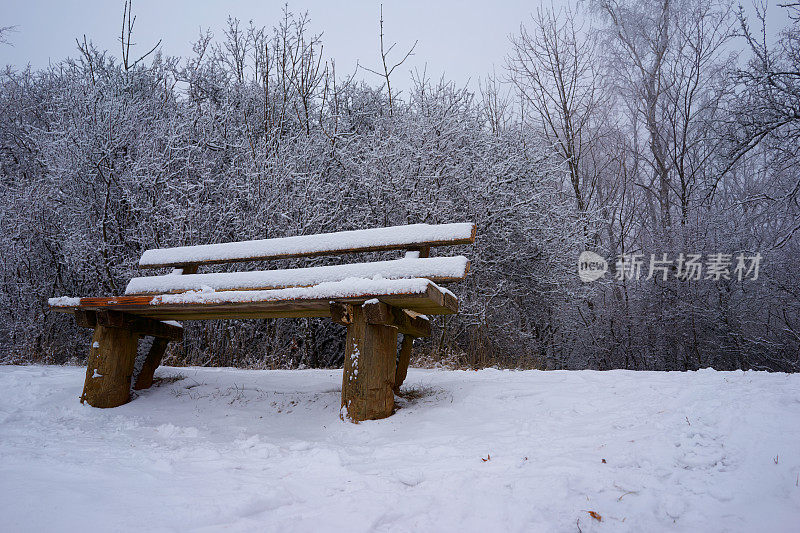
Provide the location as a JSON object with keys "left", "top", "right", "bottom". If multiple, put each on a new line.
{"left": 127, "top": 223, "right": 476, "bottom": 296}
{"left": 138, "top": 223, "right": 476, "bottom": 269}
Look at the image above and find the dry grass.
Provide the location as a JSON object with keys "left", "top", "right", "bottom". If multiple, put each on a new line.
{"left": 412, "top": 346, "right": 544, "bottom": 371}
{"left": 394, "top": 383, "right": 451, "bottom": 408}
{"left": 151, "top": 374, "right": 185, "bottom": 387}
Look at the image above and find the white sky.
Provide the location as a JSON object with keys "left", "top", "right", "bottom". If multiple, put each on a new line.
{"left": 0, "top": 0, "right": 790, "bottom": 93}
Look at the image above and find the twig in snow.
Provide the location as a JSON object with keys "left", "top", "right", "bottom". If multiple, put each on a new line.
{"left": 614, "top": 483, "right": 639, "bottom": 501}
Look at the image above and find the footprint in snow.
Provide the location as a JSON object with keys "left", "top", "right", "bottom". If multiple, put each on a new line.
{"left": 395, "top": 469, "right": 425, "bottom": 487}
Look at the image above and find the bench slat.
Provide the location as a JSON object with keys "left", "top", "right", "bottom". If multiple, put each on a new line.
{"left": 49, "top": 278, "right": 458, "bottom": 319}
{"left": 138, "top": 223, "right": 476, "bottom": 269}
{"left": 126, "top": 256, "right": 469, "bottom": 295}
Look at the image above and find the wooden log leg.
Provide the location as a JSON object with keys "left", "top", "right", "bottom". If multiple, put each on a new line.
{"left": 341, "top": 306, "right": 397, "bottom": 421}
{"left": 81, "top": 325, "right": 139, "bottom": 408}
{"left": 394, "top": 334, "right": 414, "bottom": 394}
{"left": 133, "top": 337, "right": 169, "bottom": 390}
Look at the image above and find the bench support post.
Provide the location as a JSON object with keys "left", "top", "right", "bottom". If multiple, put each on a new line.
{"left": 341, "top": 306, "right": 397, "bottom": 421}
{"left": 81, "top": 325, "right": 139, "bottom": 408}
{"left": 394, "top": 334, "right": 414, "bottom": 394}
{"left": 133, "top": 337, "right": 170, "bottom": 390}
{"left": 73, "top": 310, "right": 182, "bottom": 401}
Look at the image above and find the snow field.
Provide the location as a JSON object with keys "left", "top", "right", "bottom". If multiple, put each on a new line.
{"left": 0, "top": 365, "right": 798, "bottom": 532}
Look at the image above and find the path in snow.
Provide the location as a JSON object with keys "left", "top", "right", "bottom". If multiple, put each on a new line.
{"left": 0, "top": 365, "right": 798, "bottom": 532}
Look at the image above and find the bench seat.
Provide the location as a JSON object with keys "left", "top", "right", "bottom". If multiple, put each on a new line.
{"left": 50, "top": 277, "right": 457, "bottom": 320}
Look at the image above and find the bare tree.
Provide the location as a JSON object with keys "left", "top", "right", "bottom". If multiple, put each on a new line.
{"left": 0, "top": 25, "right": 16, "bottom": 46}
{"left": 508, "top": 6, "right": 602, "bottom": 212}
{"left": 479, "top": 69, "right": 512, "bottom": 135}
{"left": 360, "top": 5, "right": 417, "bottom": 116}
{"left": 597, "top": 0, "right": 734, "bottom": 236}
{"left": 119, "top": 0, "right": 161, "bottom": 72}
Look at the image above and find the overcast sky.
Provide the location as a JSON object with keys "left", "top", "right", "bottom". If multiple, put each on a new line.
{"left": 0, "top": 0, "right": 790, "bottom": 93}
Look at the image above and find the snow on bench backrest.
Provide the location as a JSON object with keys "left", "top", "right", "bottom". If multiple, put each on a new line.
{"left": 138, "top": 223, "right": 476, "bottom": 269}
{"left": 126, "top": 256, "right": 470, "bottom": 295}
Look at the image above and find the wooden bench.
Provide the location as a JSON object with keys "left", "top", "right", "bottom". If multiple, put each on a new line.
{"left": 49, "top": 223, "right": 476, "bottom": 421}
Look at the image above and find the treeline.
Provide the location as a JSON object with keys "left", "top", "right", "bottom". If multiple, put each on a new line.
{"left": 0, "top": 1, "right": 798, "bottom": 371}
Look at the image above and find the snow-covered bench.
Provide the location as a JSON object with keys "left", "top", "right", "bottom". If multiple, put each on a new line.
{"left": 49, "top": 223, "right": 476, "bottom": 421}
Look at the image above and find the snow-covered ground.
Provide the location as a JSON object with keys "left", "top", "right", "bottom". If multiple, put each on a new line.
{"left": 0, "top": 365, "right": 798, "bottom": 532}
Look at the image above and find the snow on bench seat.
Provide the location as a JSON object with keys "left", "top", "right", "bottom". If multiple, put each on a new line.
{"left": 125, "top": 256, "right": 469, "bottom": 295}
{"left": 48, "top": 277, "right": 458, "bottom": 320}
{"left": 138, "top": 223, "right": 476, "bottom": 268}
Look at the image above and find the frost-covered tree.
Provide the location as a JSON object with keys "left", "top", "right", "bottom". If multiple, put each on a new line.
{"left": 0, "top": 2, "right": 797, "bottom": 371}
